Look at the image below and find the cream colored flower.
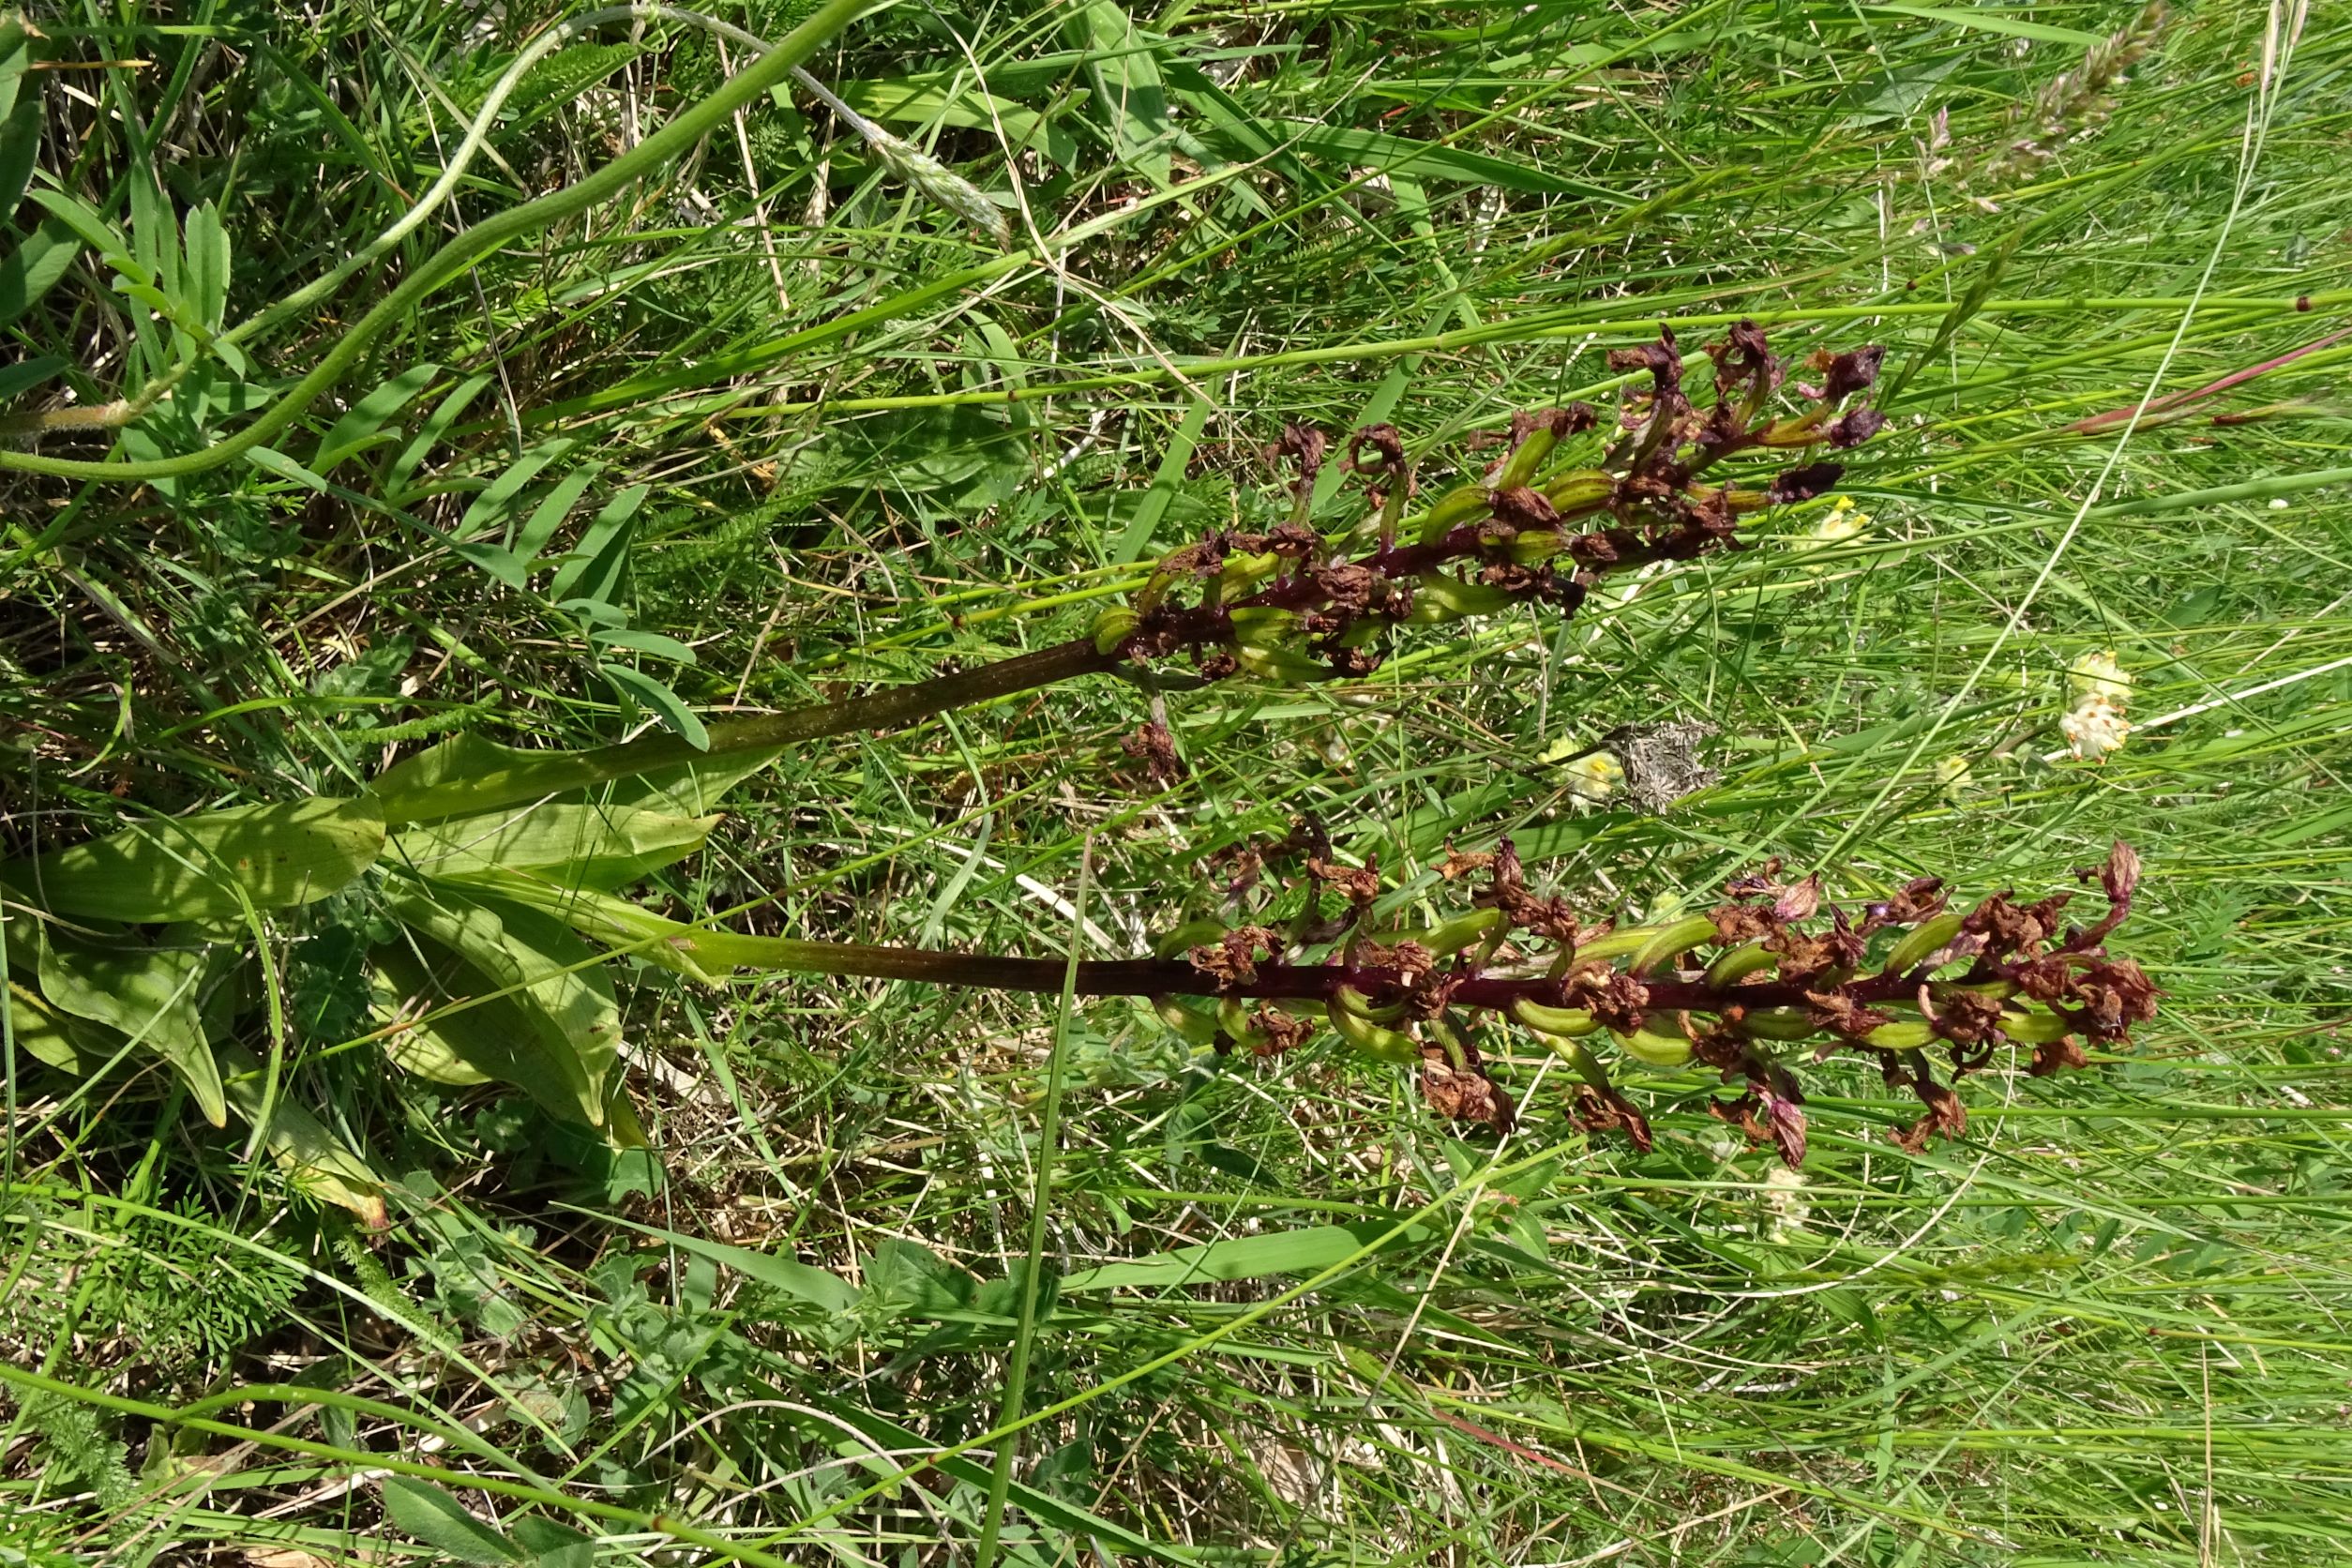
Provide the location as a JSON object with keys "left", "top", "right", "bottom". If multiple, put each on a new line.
{"left": 2060, "top": 694, "right": 2132, "bottom": 761}
{"left": 1936, "top": 754, "right": 1973, "bottom": 798}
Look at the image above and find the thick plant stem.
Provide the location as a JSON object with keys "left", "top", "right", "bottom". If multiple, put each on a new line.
{"left": 742, "top": 939, "right": 1952, "bottom": 1015}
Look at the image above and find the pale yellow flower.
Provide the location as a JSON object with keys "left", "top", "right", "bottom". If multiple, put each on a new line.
{"left": 1560, "top": 750, "right": 1624, "bottom": 803}
{"left": 2069, "top": 649, "right": 2131, "bottom": 705}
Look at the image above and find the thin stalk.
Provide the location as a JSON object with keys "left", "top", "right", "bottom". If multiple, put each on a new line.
{"left": 974, "top": 843, "right": 1090, "bottom": 1568}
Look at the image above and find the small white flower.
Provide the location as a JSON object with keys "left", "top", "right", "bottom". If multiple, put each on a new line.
{"left": 1936, "top": 754, "right": 1973, "bottom": 798}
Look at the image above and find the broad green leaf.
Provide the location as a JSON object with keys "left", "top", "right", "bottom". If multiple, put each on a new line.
{"left": 545, "top": 484, "right": 642, "bottom": 603}
{"left": 384, "top": 885, "right": 622, "bottom": 1126}
{"left": 388, "top": 802, "right": 716, "bottom": 890}
{"left": 1058, "top": 1221, "right": 1434, "bottom": 1294}
{"left": 508, "top": 1517, "right": 595, "bottom": 1568}
{"left": 591, "top": 627, "right": 697, "bottom": 664}
{"left": 605, "top": 744, "right": 783, "bottom": 818}
{"left": 0, "top": 64, "right": 39, "bottom": 231}
{"left": 380, "top": 1476, "right": 521, "bottom": 1565}
{"left": 25, "top": 188, "right": 137, "bottom": 279}
{"left": 219, "top": 1045, "right": 390, "bottom": 1229}
{"left": 5, "top": 978, "right": 119, "bottom": 1074}
{"left": 0, "top": 219, "right": 81, "bottom": 328}
{"left": 0, "top": 19, "right": 28, "bottom": 128}
{"left": 369, "top": 943, "right": 497, "bottom": 1086}
{"left": 38, "top": 927, "right": 224, "bottom": 1126}
{"left": 601, "top": 663, "right": 709, "bottom": 751}
{"left": 1061, "top": 1, "right": 1171, "bottom": 185}
{"left": 0, "top": 353, "right": 65, "bottom": 401}
{"left": 180, "top": 201, "right": 229, "bottom": 331}
{"left": 0, "top": 796, "right": 384, "bottom": 922}
{"left": 387, "top": 370, "right": 493, "bottom": 495}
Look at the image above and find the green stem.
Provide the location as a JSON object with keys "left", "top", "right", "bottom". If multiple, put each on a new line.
{"left": 376, "top": 636, "right": 1117, "bottom": 824}
{"left": 0, "top": 0, "right": 877, "bottom": 482}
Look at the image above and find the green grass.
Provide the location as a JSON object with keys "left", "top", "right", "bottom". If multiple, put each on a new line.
{"left": 4, "top": 0, "right": 2351, "bottom": 1563}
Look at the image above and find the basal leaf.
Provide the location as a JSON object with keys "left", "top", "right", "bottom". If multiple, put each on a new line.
{"left": 38, "top": 926, "right": 225, "bottom": 1126}
{"left": 219, "top": 1046, "right": 391, "bottom": 1229}
{"left": 0, "top": 796, "right": 384, "bottom": 922}
{"left": 383, "top": 885, "right": 623, "bottom": 1126}
{"left": 369, "top": 943, "right": 498, "bottom": 1086}
{"left": 314, "top": 362, "right": 442, "bottom": 474}
{"left": 6, "top": 977, "right": 120, "bottom": 1074}
{"left": 388, "top": 802, "right": 714, "bottom": 891}
{"left": 1057, "top": 1220, "right": 1434, "bottom": 1294}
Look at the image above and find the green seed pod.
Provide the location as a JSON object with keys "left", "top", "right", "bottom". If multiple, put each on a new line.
{"left": 1152, "top": 997, "right": 1220, "bottom": 1047}
{"left": 1092, "top": 607, "right": 1140, "bottom": 655}
{"left": 1218, "top": 997, "right": 1268, "bottom": 1051}
{"left": 1334, "top": 984, "right": 1409, "bottom": 1025}
{"left": 1542, "top": 469, "right": 1615, "bottom": 511}
{"left": 1741, "top": 1007, "right": 1817, "bottom": 1041}
{"left": 1631, "top": 914, "right": 1722, "bottom": 976}
{"left": 1610, "top": 1022, "right": 1696, "bottom": 1068}
{"left": 1705, "top": 939, "right": 1774, "bottom": 986}
{"left": 1327, "top": 997, "right": 1420, "bottom": 1064}
{"left": 1223, "top": 554, "right": 1279, "bottom": 596}
{"left": 1508, "top": 997, "right": 1599, "bottom": 1038}
{"left": 1862, "top": 1019, "right": 1936, "bottom": 1049}
{"left": 1397, "top": 906, "right": 1505, "bottom": 957}
{"left": 1508, "top": 530, "right": 1567, "bottom": 565}
{"left": 1415, "top": 575, "right": 1519, "bottom": 621}
{"left": 1227, "top": 606, "right": 1299, "bottom": 649}
{"left": 1571, "top": 925, "right": 1665, "bottom": 964}
{"left": 1497, "top": 427, "right": 1559, "bottom": 490}
{"left": 1881, "top": 912, "right": 1964, "bottom": 974}
{"left": 1998, "top": 1006, "right": 2070, "bottom": 1043}
{"left": 1151, "top": 917, "right": 1229, "bottom": 960}
{"left": 1418, "top": 484, "right": 1492, "bottom": 542}
{"left": 1235, "top": 644, "right": 1331, "bottom": 684}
